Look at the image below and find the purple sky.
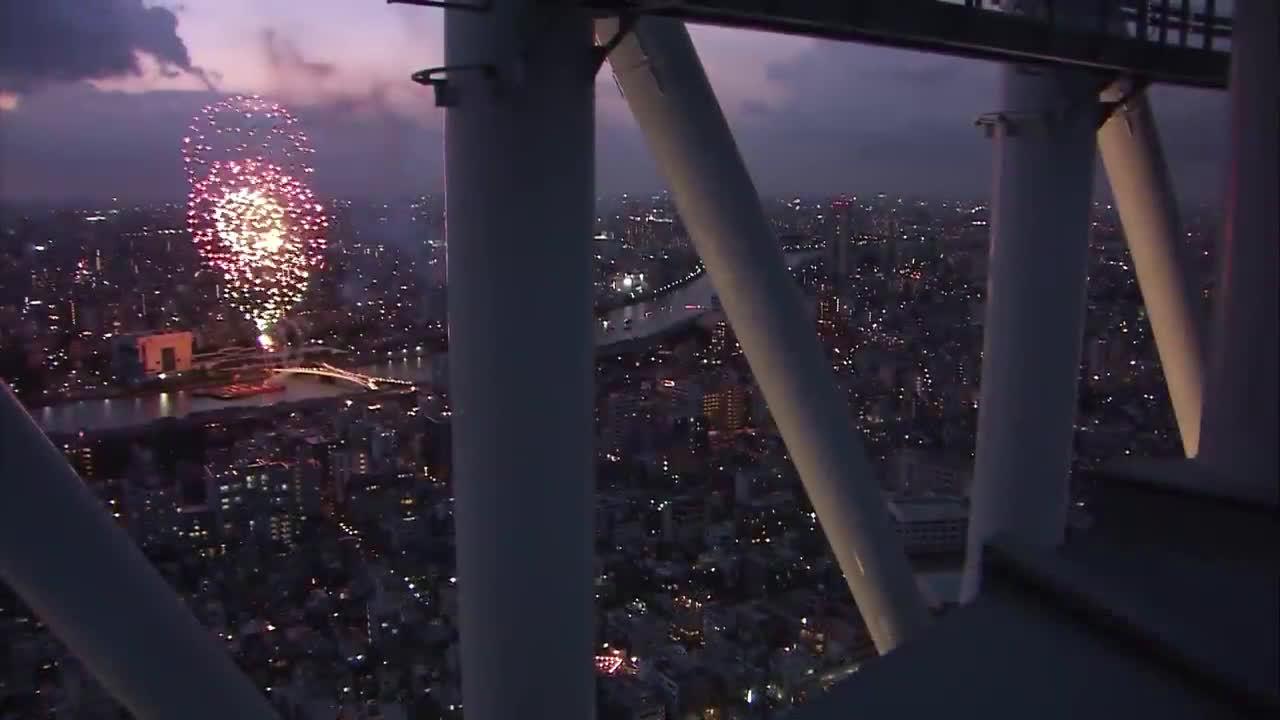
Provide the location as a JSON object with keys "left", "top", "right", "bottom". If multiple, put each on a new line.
{"left": 0, "top": 0, "right": 1228, "bottom": 204}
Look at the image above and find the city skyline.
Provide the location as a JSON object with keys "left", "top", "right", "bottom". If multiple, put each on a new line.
{"left": 0, "top": 188, "right": 1201, "bottom": 718}
{"left": 1, "top": 1, "right": 1228, "bottom": 204}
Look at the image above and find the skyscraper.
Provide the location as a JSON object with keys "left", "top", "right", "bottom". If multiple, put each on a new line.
{"left": 828, "top": 196, "right": 853, "bottom": 291}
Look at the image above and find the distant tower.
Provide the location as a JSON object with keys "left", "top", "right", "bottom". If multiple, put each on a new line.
{"left": 828, "top": 196, "right": 852, "bottom": 291}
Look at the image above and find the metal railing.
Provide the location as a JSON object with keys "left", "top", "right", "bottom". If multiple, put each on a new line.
{"left": 585, "top": 0, "right": 1234, "bottom": 87}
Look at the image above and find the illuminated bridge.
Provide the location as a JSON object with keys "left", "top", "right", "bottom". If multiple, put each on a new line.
{"left": 270, "top": 363, "right": 416, "bottom": 391}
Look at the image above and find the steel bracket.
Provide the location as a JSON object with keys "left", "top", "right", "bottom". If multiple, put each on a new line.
{"left": 593, "top": 13, "right": 637, "bottom": 74}
{"left": 1096, "top": 76, "right": 1152, "bottom": 129}
{"left": 411, "top": 65, "right": 498, "bottom": 107}
{"left": 387, "top": 0, "right": 491, "bottom": 11}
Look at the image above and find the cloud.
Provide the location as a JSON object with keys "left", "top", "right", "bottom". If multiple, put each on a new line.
{"left": 709, "top": 40, "right": 1225, "bottom": 201}
{"left": 262, "top": 28, "right": 336, "bottom": 84}
{"left": 0, "top": 83, "right": 444, "bottom": 203}
{"left": 0, "top": 0, "right": 212, "bottom": 94}
{"left": 724, "top": 41, "right": 1000, "bottom": 197}
{"left": 0, "top": 78, "right": 648, "bottom": 203}
{"left": 254, "top": 26, "right": 433, "bottom": 129}
{"left": 0, "top": 15, "right": 444, "bottom": 202}
{"left": 251, "top": 28, "right": 440, "bottom": 192}
{"left": 0, "top": 14, "right": 1228, "bottom": 206}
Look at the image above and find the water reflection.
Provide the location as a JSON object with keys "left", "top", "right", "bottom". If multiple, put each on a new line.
{"left": 36, "top": 251, "right": 818, "bottom": 434}
{"left": 36, "top": 358, "right": 435, "bottom": 434}
{"left": 597, "top": 249, "right": 820, "bottom": 344}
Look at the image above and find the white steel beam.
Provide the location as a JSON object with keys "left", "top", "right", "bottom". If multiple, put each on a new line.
{"left": 0, "top": 384, "right": 278, "bottom": 720}
{"left": 1197, "top": 0, "right": 1278, "bottom": 502}
{"left": 600, "top": 16, "right": 928, "bottom": 653}
{"left": 444, "top": 3, "right": 597, "bottom": 719}
{"left": 1098, "top": 83, "right": 1205, "bottom": 458}
{"left": 962, "top": 60, "right": 1099, "bottom": 601}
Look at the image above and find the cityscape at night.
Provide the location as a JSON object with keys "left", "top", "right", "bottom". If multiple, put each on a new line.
{"left": 1, "top": 2, "right": 1274, "bottom": 720}
{"left": 0, "top": 186, "right": 1220, "bottom": 717}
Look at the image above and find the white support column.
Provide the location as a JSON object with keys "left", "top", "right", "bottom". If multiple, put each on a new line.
{"left": 601, "top": 17, "right": 928, "bottom": 653}
{"left": 962, "top": 62, "right": 1099, "bottom": 601}
{"left": 0, "top": 384, "right": 278, "bottom": 720}
{"left": 1098, "top": 84, "right": 1205, "bottom": 458}
{"left": 1198, "top": 0, "right": 1278, "bottom": 502}
{"left": 444, "top": 4, "right": 596, "bottom": 720}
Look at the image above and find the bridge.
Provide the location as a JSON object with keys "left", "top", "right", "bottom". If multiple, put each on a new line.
{"left": 270, "top": 363, "right": 416, "bottom": 391}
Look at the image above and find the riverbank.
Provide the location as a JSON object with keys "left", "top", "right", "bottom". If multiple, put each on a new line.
{"left": 35, "top": 360, "right": 434, "bottom": 435}
{"left": 16, "top": 370, "right": 274, "bottom": 410}
{"left": 32, "top": 249, "right": 822, "bottom": 432}
{"left": 192, "top": 379, "right": 286, "bottom": 400}
{"left": 595, "top": 263, "right": 706, "bottom": 316}
{"left": 42, "top": 384, "right": 419, "bottom": 440}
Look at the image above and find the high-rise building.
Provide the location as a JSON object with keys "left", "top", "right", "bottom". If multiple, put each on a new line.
{"left": 669, "top": 593, "right": 706, "bottom": 646}
{"left": 701, "top": 381, "right": 747, "bottom": 436}
{"left": 669, "top": 415, "right": 709, "bottom": 457}
{"left": 370, "top": 425, "right": 399, "bottom": 473}
{"left": 828, "top": 196, "right": 852, "bottom": 289}
{"left": 625, "top": 213, "right": 676, "bottom": 253}
{"left": 604, "top": 391, "right": 656, "bottom": 454}
{"left": 60, "top": 435, "right": 97, "bottom": 481}
{"left": 126, "top": 481, "right": 178, "bottom": 550}
{"left": 656, "top": 378, "right": 702, "bottom": 419}
{"left": 888, "top": 449, "right": 973, "bottom": 496}
{"left": 176, "top": 504, "right": 218, "bottom": 557}
{"left": 733, "top": 471, "right": 755, "bottom": 505}
{"left": 91, "top": 476, "right": 128, "bottom": 529}
{"left": 885, "top": 495, "right": 969, "bottom": 556}
{"left": 709, "top": 317, "right": 735, "bottom": 360}
{"left": 110, "top": 330, "right": 194, "bottom": 380}
{"left": 206, "top": 462, "right": 301, "bottom": 552}
{"left": 816, "top": 289, "right": 845, "bottom": 340}
{"left": 294, "top": 434, "right": 346, "bottom": 514}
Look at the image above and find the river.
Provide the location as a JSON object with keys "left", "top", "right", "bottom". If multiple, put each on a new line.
{"left": 36, "top": 249, "right": 822, "bottom": 433}
{"left": 597, "top": 248, "right": 821, "bottom": 346}
{"left": 35, "top": 356, "right": 437, "bottom": 435}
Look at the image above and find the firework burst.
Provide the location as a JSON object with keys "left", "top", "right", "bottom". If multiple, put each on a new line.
{"left": 184, "top": 96, "right": 325, "bottom": 346}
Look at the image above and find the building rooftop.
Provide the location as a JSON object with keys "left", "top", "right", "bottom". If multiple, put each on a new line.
{"left": 885, "top": 495, "right": 968, "bottom": 524}
{"left": 798, "top": 464, "right": 1279, "bottom": 719}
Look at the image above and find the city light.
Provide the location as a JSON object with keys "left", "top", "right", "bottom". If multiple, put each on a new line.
{"left": 594, "top": 655, "right": 624, "bottom": 675}
{"left": 5, "top": 164, "right": 1208, "bottom": 716}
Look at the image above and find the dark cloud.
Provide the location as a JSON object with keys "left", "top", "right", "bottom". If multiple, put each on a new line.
{"left": 0, "top": 25, "right": 1229, "bottom": 205}
{"left": 254, "top": 29, "right": 437, "bottom": 196}
{"left": 0, "top": 84, "right": 443, "bottom": 203}
{"left": 262, "top": 28, "right": 337, "bottom": 83}
{"left": 716, "top": 40, "right": 1225, "bottom": 202}
{"left": 0, "top": 15, "right": 442, "bottom": 201}
{"left": 726, "top": 42, "right": 1000, "bottom": 198}
{"left": 256, "top": 29, "right": 415, "bottom": 126}
{"left": 0, "top": 0, "right": 211, "bottom": 93}
{"left": 0, "top": 85, "right": 213, "bottom": 202}
{"left": 0, "top": 80, "right": 652, "bottom": 203}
